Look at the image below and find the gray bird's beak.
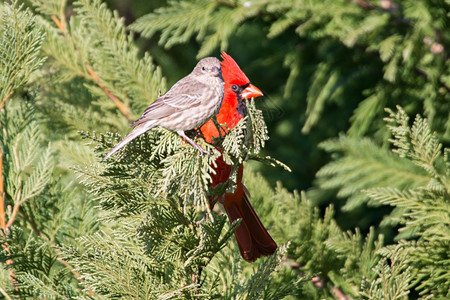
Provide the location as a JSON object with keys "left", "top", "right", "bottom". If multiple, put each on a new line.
{"left": 210, "top": 66, "right": 221, "bottom": 77}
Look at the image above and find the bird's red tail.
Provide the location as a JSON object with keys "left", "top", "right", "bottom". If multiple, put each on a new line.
{"left": 223, "top": 184, "right": 277, "bottom": 262}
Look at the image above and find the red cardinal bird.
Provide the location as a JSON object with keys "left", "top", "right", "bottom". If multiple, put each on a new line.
{"left": 200, "top": 52, "right": 277, "bottom": 262}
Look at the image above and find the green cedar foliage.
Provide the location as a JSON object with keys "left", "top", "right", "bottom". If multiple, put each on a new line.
{"left": 366, "top": 107, "right": 449, "bottom": 297}
{"left": 311, "top": 106, "right": 450, "bottom": 298}
{"left": 0, "top": 1, "right": 45, "bottom": 104}
{"left": 0, "top": 0, "right": 449, "bottom": 299}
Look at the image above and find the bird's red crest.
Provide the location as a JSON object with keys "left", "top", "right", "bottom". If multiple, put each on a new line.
{"left": 221, "top": 51, "right": 250, "bottom": 85}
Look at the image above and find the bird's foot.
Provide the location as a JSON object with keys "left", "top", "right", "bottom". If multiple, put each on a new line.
{"left": 177, "top": 130, "right": 210, "bottom": 155}
{"left": 197, "top": 147, "right": 210, "bottom": 156}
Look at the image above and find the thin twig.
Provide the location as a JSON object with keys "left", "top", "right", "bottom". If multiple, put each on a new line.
{"left": 0, "top": 147, "right": 5, "bottom": 230}
{"left": 50, "top": 13, "right": 131, "bottom": 120}
{"left": 0, "top": 285, "right": 13, "bottom": 300}
{"left": 50, "top": 15, "right": 65, "bottom": 32}
{"left": 352, "top": 0, "right": 376, "bottom": 9}
{"left": 0, "top": 145, "right": 19, "bottom": 290}
{"left": 5, "top": 203, "right": 21, "bottom": 229}
{"left": 333, "top": 287, "right": 351, "bottom": 300}
{"left": 192, "top": 266, "right": 203, "bottom": 298}
{"left": 284, "top": 258, "right": 352, "bottom": 300}
{"left": 87, "top": 66, "right": 131, "bottom": 120}
{"left": 196, "top": 266, "right": 203, "bottom": 288}
{"left": 57, "top": 256, "right": 96, "bottom": 297}
{"left": 0, "top": 92, "right": 11, "bottom": 111}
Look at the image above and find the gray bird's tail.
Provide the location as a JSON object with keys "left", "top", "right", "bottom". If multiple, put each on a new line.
{"left": 104, "top": 123, "right": 155, "bottom": 159}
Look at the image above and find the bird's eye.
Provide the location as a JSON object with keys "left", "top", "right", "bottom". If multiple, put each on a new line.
{"left": 231, "top": 85, "right": 238, "bottom": 91}
{"left": 201, "top": 66, "right": 206, "bottom": 71}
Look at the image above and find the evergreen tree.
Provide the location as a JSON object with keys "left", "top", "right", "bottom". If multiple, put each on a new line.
{"left": 0, "top": 0, "right": 448, "bottom": 299}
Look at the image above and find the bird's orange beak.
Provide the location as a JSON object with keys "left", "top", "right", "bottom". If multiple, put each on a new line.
{"left": 241, "top": 84, "right": 263, "bottom": 99}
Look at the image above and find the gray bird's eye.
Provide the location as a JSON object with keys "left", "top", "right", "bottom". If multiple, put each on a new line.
{"left": 201, "top": 66, "right": 206, "bottom": 71}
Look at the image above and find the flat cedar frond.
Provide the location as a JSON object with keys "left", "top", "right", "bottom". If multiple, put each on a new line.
{"left": 130, "top": 0, "right": 259, "bottom": 59}
{"left": 29, "top": 0, "right": 65, "bottom": 17}
{"left": 74, "top": 0, "right": 166, "bottom": 114}
{"left": 362, "top": 106, "right": 450, "bottom": 297}
{"left": 1, "top": 97, "right": 54, "bottom": 217}
{"left": 237, "top": 243, "right": 289, "bottom": 299}
{"left": 0, "top": 227, "right": 79, "bottom": 298}
{"left": 130, "top": 0, "right": 218, "bottom": 47}
{"left": 0, "top": 1, "right": 45, "bottom": 103}
{"left": 0, "top": 99, "right": 36, "bottom": 146}
{"left": 311, "top": 135, "right": 429, "bottom": 211}
{"left": 361, "top": 244, "right": 412, "bottom": 300}
{"left": 221, "top": 100, "right": 269, "bottom": 164}
{"left": 303, "top": 64, "right": 340, "bottom": 134}
{"left": 326, "top": 227, "right": 384, "bottom": 297}
{"left": 82, "top": 96, "right": 272, "bottom": 215}
{"left": 60, "top": 230, "right": 168, "bottom": 299}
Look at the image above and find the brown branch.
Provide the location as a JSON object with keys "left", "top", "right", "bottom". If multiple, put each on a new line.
{"left": 0, "top": 285, "right": 13, "bottom": 300}
{"left": 50, "top": 12, "right": 131, "bottom": 120}
{"left": 5, "top": 202, "right": 21, "bottom": 229}
{"left": 352, "top": 0, "right": 376, "bottom": 10}
{"left": 57, "top": 258, "right": 81, "bottom": 278}
{"left": 0, "top": 91, "right": 12, "bottom": 111}
{"left": 1, "top": 148, "right": 18, "bottom": 290}
{"left": 192, "top": 266, "right": 203, "bottom": 298}
{"left": 17, "top": 209, "right": 82, "bottom": 279}
{"left": 18, "top": 204, "right": 95, "bottom": 295}
{"left": 284, "top": 258, "right": 352, "bottom": 300}
{"left": 333, "top": 287, "right": 351, "bottom": 300}
{"left": 17, "top": 208, "right": 95, "bottom": 296}
{"left": 0, "top": 147, "right": 5, "bottom": 230}
{"left": 1, "top": 243, "right": 17, "bottom": 290}
{"left": 1, "top": 244, "right": 17, "bottom": 290}
{"left": 16, "top": 209, "right": 95, "bottom": 294}
{"left": 50, "top": 15, "right": 65, "bottom": 33}
{"left": 0, "top": 116, "right": 17, "bottom": 291}
{"left": 0, "top": 146, "right": 23, "bottom": 232}
{"left": 87, "top": 66, "right": 131, "bottom": 120}
{"left": 57, "top": 257, "right": 95, "bottom": 296}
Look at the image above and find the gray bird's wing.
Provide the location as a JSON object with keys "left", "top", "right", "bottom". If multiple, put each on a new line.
{"left": 131, "top": 77, "right": 205, "bottom": 127}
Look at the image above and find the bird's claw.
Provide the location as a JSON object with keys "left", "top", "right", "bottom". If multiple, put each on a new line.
{"left": 199, "top": 149, "right": 210, "bottom": 156}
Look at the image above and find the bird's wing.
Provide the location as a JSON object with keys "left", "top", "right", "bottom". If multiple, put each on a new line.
{"left": 131, "top": 78, "right": 204, "bottom": 127}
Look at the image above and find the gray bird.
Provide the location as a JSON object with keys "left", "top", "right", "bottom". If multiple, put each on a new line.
{"left": 105, "top": 57, "right": 224, "bottom": 159}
